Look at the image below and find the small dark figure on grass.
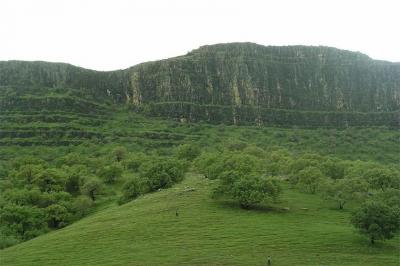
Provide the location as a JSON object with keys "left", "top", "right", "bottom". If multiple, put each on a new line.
{"left": 175, "top": 208, "right": 179, "bottom": 217}
{"left": 267, "top": 256, "right": 272, "bottom": 266}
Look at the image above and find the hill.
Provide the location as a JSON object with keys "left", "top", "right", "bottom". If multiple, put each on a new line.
{"left": 1, "top": 43, "right": 399, "bottom": 128}
{"left": 1, "top": 174, "right": 399, "bottom": 266}
{"left": 0, "top": 43, "right": 399, "bottom": 264}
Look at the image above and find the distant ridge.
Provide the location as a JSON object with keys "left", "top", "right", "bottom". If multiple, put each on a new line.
{"left": 1, "top": 43, "right": 399, "bottom": 127}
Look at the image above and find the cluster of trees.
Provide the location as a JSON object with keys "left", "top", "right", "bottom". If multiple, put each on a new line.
{"left": 0, "top": 144, "right": 194, "bottom": 249}
{"left": 0, "top": 157, "right": 95, "bottom": 249}
{"left": 195, "top": 146, "right": 400, "bottom": 244}
{"left": 118, "top": 158, "right": 187, "bottom": 205}
{"left": 195, "top": 151, "right": 282, "bottom": 208}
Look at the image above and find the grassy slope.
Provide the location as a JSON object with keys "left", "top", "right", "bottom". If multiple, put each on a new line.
{"left": 1, "top": 174, "right": 398, "bottom": 266}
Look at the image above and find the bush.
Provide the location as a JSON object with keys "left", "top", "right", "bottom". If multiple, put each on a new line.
{"left": 213, "top": 170, "right": 282, "bottom": 209}
{"left": 118, "top": 177, "right": 146, "bottom": 205}
{"left": 196, "top": 153, "right": 263, "bottom": 180}
{"left": 297, "top": 166, "right": 326, "bottom": 194}
{"left": 123, "top": 153, "right": 148, "bottom": 171}
{"left": 72, "top": 195, "right": 93, "bottom": 218}
{"left": 112, "top": 146, "right": 127, "bottom": 162}
{"left": 140, "top": 158, "right": 186, "bottom": 191}
{"left": 176, "top": 144, "right": 201, "bottom": 161}
{"left": 0, "top": 233, "right": 20, "bottom": 250}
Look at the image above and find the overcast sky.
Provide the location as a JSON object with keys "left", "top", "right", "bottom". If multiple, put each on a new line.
{"left": 1, "top": 0, "right": 399, "bottom": 71}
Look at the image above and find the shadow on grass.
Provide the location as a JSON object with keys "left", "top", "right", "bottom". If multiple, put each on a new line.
{"left": 215, "top": 199, "right": 290, "bottom": 213}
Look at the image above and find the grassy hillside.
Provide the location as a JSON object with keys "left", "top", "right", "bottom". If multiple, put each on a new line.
{"left": 1, "top": 174, "right": 398, "bottom": 266}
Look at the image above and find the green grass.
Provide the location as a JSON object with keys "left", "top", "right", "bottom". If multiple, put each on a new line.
{"left": 1, "top": 174, "right": 398, "bottom": 266}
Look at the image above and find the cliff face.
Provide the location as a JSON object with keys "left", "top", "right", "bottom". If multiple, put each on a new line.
{"left": 125, "top": 43, "right": 400, "bottom": 112}
{"left": 1, "top": 43, "right": 399, "bottom": 127}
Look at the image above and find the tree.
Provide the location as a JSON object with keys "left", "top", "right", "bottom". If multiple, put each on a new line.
{"left": 14, "top": 164, "right": 44, "bottom": 185}
{"left": 213, "top": 171, "right": 281, "bottom": 209}
{"left": 112, "top": 147, "right": 127, "bottom": 162}
{"left": 81, "top": 178, "right": 103, "bottom": 201}
{"left": 351, "top": 201, "right": 400, "bottom": 244}
{"left": 321, "top": 158, "right": 346, "bottom": 180}
{"left": 32, "top": 168, "right": 67, "bottom": 193}
{"left": 123, "top": 153, "right": 148, "bottom": 171}
{"left": 118, "top": 177, "right": 146, "bottom": 204}
{"left": 45, "top": 204, "right": 69, "bottom": 228}
{"left": 195, "top": 153, "right": 262, "bottom": 180}
{"left": 140, "top": 159, "right": 185, "bottom": 191}
{"left": 364, "top": 168, "right": 400, "bottom": 191}
{"left": 297, "top": 166, "right": 325, "bottom": 194}
{"left": 72, "top": 196, "right": 93, "bottom": 218}
{"left": 321, "top": 177, "right": 368, "bottom": 209}
{"left": 64, "top": 165, "right": 88, "bottom": 195}
{"left": 374, "top": 189, "right": 400, "bottom": 209}
{"left": 98, "top": 164, "right": 123, "bottom": 184}
{"left": 0, "top": 204, "right": 47, "bottom": 240}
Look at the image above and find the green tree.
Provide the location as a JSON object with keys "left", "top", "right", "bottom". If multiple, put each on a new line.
{"left": 351, "top": 201, "right": 400, "bottom": 244}
{"left": 0, "top": 204, "right": 47, "bottom": 240}
{"left": 32, "top": 168, "right": 67, "bottom": 193}
{"left": 213, "top": 171, "right": 281, "bottom": 209}
{"left": 364, "top": 168, "right": 400, "bottom": 191}
{"left": 322, "top": 177, "right": 368, "bottom": 209}
{"left": 14, "top": 164, "right": 44, "bottom": 185}
{"left": 98, "top": 164, "right": 123, "bottom": 184}
{"left": 45, "top": 204, "right": 70, "bottom": 228}
{"left": 297, "top": 166, "right": 325, "bottom": 194}
{"left": 140, "top": 159, "right": 186, "bottom": 191}
{"left": 321, "top": 158, "right": 346, "bottom": 180}
{"left": 72, "top": 196, "right": 93, "bottom": 218}
{"left": 118, "top": 177, "right": 146, "bottom": 204}
{"left": 81, "top": 178, "right": 103, "bottom": 201}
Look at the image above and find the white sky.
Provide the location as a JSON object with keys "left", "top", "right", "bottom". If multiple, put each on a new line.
{"left": 0, "top": 0, "right": 399, "bottom": 71}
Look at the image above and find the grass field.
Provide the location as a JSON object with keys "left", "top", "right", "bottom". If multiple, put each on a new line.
{"left": 1, "top": 174, "right": 398, "bottom": 266}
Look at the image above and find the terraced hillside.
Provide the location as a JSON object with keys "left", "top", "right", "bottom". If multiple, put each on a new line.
{"left": 1, "top": 43, "right": 399, "bottom": 127}
{"left": 0, "top": 86, "right": 111, "bottom": 146}
{"left": 0, "top": 43, "right": 399, "bottom": 265}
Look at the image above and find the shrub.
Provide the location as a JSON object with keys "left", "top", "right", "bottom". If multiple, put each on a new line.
{"left": 0, "top": 234, "right": 20, "bottom": 250}
{"left": 112, "top": 146, "right": 127, "bottom": 162}
{"left": 140, "top": 158, "right": 185, "bottom": 191}
{"left": 118, "top": 177, "right": 146, "bottom": 205}
{"left": 72, "top": 195, "right": 94, "bottom": 218}
{"left": 297, "top": 166, "right": 326, "bottom": 194}
{"left": 123, "top": 153, "right": 148, "bottom": 171}
{"left": 176, "top": 144, "right": 201, "bottom": 161}
{"left": 213, "top": 170, "right": 282, "bottom": 209}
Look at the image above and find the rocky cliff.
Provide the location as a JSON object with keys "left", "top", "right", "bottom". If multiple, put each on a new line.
{"left": 1, "top": 43, "right": 399, "bottom": 127}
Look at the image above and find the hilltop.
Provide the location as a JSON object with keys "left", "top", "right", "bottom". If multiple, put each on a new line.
{"left": 1, "top": 43, "right": 399, "bottom": 128}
